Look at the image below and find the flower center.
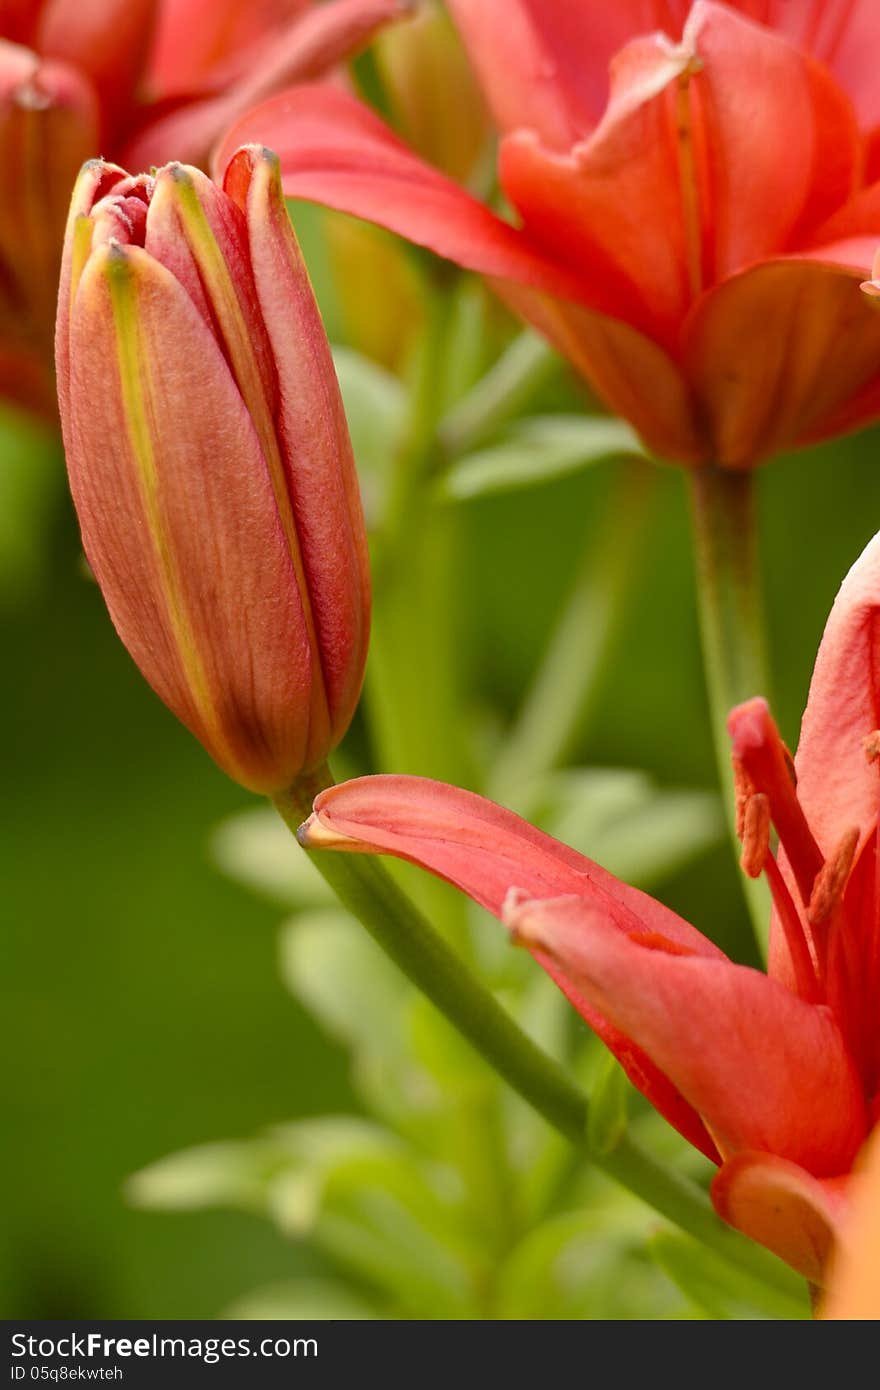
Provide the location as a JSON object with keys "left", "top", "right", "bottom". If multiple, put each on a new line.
{"left": 729, "top": 696, "right": 880, "bottom": 1099}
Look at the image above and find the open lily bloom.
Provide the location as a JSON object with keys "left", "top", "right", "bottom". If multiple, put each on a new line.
{"left": 298, "top": 529, "right": 880, "bottom": 1283}
{"left": 0, "top": 0, "right": 405, "bottom": 413}
{"left": 222, "top": 0, "right": 880, "bottom": 466}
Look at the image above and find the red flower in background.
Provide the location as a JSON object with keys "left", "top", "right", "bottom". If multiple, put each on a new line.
{"left": 222, "top": 0, "right": 880, "bottom": 467}
{"left": 0, "top": 0, "right": 406, "bottom": 414}
{"left": 298, "top": 527, "right": 880, "bottom": 1282}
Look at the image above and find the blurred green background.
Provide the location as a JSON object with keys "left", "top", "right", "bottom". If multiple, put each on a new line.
{"left": 4, "top": 371, "right": 878, "bottom": 1316}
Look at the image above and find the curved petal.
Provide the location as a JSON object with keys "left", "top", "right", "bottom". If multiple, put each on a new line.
{"left": 770, "top": 0, "right": 880, "bottom": 135}
{"left": 711, "top": 1152, "right": 848, "bottom": 1283}
{"left": 0, "top": 45, "right": 98, "bottom": 337}
{"left": 125, "top": 0, "right": 410, "bottom": 170}
{"left": 299, "top": 774, "right": 727, "bottom": 955}
{"left": 213, "top": 84, "right": 592, "bottom": 305}
{"left": 794, "top": 528, "right": 880, "bottom": 855}
{"left": 682, "top": 249, "right": 880, "bottom": 466}
{"left": 499, "top": 2, "right": 858, "bottom": 348}
{"left": 145, "top": 0, "right": 312, "bottom": 99}
{"left": 65, "top": 242, "right": 315, "bottom": 794}
{"left": 822, "top": 1127, "right": 880, "bottom": 1317}
{"left": 505, "top": 893, "right": 867, "bottom": 1176}
{"left": 492, "top": 279, "right": 706, "bottom": 464}
{"left": 37, "top": 0, "right": 156, "bottom": 138}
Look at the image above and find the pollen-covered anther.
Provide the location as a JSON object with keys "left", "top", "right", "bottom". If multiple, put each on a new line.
{"left": 740, "top": 792, "right": 770, "bottom": 878}
{"left": 732, "top": 755, "right": 756, "bottom": 840}
{"left": 807, "top": 827, "right": 860, "bottom": 925}
{"left": 862, "top": 730, "right": 880, "bottom": 763}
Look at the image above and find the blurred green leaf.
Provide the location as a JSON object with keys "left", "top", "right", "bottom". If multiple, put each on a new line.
{"left": 126, "top": 1118, "right": 399, "bottom": 1233}
{"left": 438, "top": 415, "right": 643, "bottom": 502}
{"left": 495, "top": 1210, "right": 686, "bottom": 1320}
{"left": 538, "top": 767, "right": 723, "bottom": 888}
{"left": 332, "top": 346, "right": 405, "bottom": 525}
{"left": 316, "top": 1151, "right": 478, "bottom": 1318}
{"left": 210, "top": 806, "right": 333, "bottom": 908}
{"left": 225, "top": 1277, "right": 377, "bottom": 1320}
{"left": 587, "top": 1052, "right": 629, "bottom": 1157}
{"left": 279, "top": 911, "right": 406, "bottom": 1057}
{"left": 648, "top": 1230, "right": 810, "bottom": 1321}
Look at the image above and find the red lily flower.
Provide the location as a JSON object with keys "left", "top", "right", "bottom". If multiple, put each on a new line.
{"left": 0, "top": 0, "right": 407, "bottom": 414}
{"left": 221, "top": 0, "right": 880, "bottom": 467}
{"left": 297, "top": 529, "right": 880, "bottom": 1281}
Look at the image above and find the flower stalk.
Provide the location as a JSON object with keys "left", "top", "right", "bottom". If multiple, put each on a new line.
{"left": 277, "top": 768, "right": 803, "bottom": 1305}
{"left": 688, "top": 465, "right": 772, "bottom": 953}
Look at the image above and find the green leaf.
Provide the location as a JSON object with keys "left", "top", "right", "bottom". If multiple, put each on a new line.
{"left": 210, "top": 806, "right": 333, "bottom": 907}
{"left": 332, "top": 346, "right": 405, "bottom": 526}
{"left": 225, "top": 1278, "right": 378, "bottom": 1320}
{"left": 538, "top": 767, "right": 723, "bottom": 888}
{"left": 495, "top": 1210, "right": 687, "bottom": 1320}
{"left": 649, "top": 1229, "right": 810, "bottom": 1321}
{"left": 279, "top": 911, "right": 407, "bottom": 1057}
{"left": 438, "top": 415, "right": 643, "bottom": 502}
{"left": 586, "top": 1051, "right": 629, "bottom": 1156}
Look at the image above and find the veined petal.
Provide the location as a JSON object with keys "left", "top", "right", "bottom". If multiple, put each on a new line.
{"left": 213, "top": 84, "right": 592, "bottom": 306}
{"left": 822, "top": 1127, "right": 880, "bottom": 1317}
{"left": 682, "top": 250, "right": 880, "bottom": 466}
{"left": 711, "top": 1152, "right": 848, "bottom": 1283}
{"left": 506, "top": 894, "right": 867, "bottom": 1176}
{"left": 224, "top": 146, "right": 370, "bottom": 759}
{"left": 299, "top": 774, "right": 726, "bottom": 954}
{"left": 125, "top": 0, "right": 409, "bottom": 169}
{"left": 66, "top": 241, "right": 315, "bottom": 793}
{"left": 55, "top": 157, "right": 128, "bottom": 426}
{"left": 794, "top": 529, "right": 880, "bottom": 856}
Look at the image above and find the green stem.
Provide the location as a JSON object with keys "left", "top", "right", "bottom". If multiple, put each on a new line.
{"left": 275, "top": 772, "right": 802, "bottom": 1303}
{"left": 688, "top": 467, "right": 772, "bottom": 956}
{"left": 491, "top": 458, "right": 655, "bottom": 810}
{"left": 438, "top": 330, "right": 560, "bottom": 458}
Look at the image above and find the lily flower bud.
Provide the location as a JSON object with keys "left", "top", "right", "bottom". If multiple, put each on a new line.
{"left": 56, "top": 146, "right": 370, "bottom": 794}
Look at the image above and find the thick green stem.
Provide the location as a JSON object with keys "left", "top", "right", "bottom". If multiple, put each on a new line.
{"left": 688, "top": 467, "right": 772, "bottom": 956}
{"left": 491, "top": 459, "right": 654, "bottom": 810}
{"left": 275, "top": 772, "right": 803, "bottom": 1305}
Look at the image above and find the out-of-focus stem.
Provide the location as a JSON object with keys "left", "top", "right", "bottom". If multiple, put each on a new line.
{"left": 438, "top": 330, "right": 560, "bottom": 458}
{"left": 275, "top": 770, "right": 804, "bottom": 1307}
{"left": 688, "top": 465, "right": 772, "bottom": 956}
{"left": 491, "top": 458, "right": 654, "bottom": 810}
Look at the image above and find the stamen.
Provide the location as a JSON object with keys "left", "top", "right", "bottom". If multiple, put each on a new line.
{"left": 740, "top": 792, "right": 770, "bottom": 878}
{"left": 732, "top": 756, "right": 754, "bottom": 840}
{"left": 808, "top": 827, "right": 860, "bottom": 926}
{"left": 763, "top": 855, "right": 821, "bottom": 1003}
{"left": 728, "top": 699, "right": 823, "bottom": 905}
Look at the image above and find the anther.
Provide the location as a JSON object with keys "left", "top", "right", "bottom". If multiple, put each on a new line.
{"left": 740, "top": 792, "right": 770, "bottom": 878}
{"left": 732, "top": 756, "right": 755, "bottom": 840}
{"left": 807, "top": 827, "right": 860, "bottom": 925}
